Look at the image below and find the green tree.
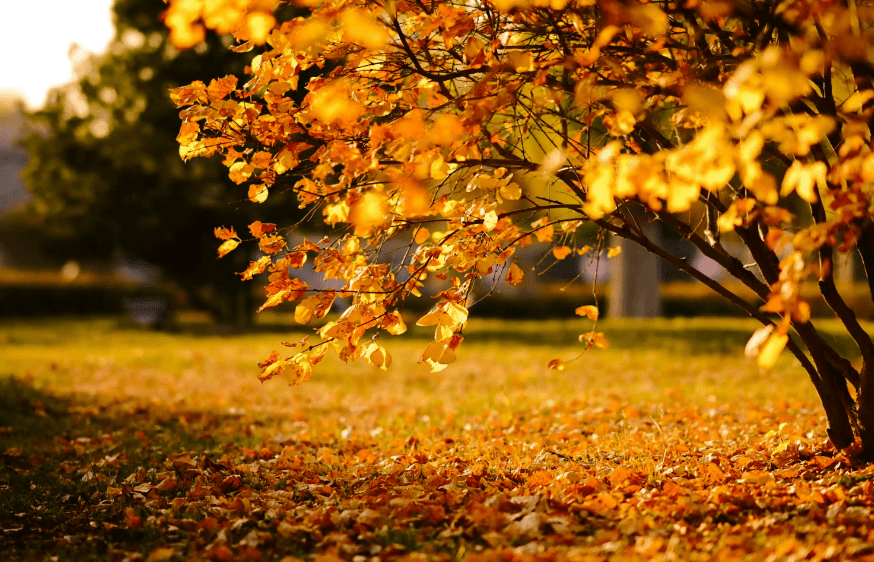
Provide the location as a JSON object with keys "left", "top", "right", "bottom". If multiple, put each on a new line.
{"left": 21, "top": 0, "right": 303, "bottom": 325}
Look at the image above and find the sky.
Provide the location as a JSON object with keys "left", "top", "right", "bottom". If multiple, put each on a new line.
{"left": 1, "top": 0, "right": 116, "bottom": 109}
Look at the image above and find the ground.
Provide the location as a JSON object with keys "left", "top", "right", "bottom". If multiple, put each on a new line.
{"left": 1, "top": 315, "right": 873, "bottom": 561}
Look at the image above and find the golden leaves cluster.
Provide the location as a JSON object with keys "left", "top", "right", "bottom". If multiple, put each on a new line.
{"left": 171, "top": 0, "right": 874, "bottom": 378}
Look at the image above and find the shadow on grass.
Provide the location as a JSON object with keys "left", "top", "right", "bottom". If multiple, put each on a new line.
{"left": 0, "top": 376, "right": 255, "bottom": 561}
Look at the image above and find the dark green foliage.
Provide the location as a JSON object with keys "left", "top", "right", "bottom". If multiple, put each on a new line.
{"left": 20, "top": 0, "right": 304, "bottom": 325}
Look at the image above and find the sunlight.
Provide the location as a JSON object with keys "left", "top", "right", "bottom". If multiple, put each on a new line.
{"left": 0, "top": 0, "right": 115, "bottom": 109}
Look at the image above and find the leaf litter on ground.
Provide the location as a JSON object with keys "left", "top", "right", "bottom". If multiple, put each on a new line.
{"left": 2, "top": 317, "right": 874, "bottom": 561}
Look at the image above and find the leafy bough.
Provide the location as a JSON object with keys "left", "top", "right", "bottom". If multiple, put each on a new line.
{"left": 169, "top": 0, "right": 874, "bottom": 459}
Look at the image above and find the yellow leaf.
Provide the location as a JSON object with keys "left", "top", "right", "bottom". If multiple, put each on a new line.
{"left": 429, "top": 154, "right": 450, "bottom": 179}
{"left": 170, "top": 24, "right": 206, "bottom": 50}
{"left": 421, "top": 340, "right": 457, "bottom": 370}
{"left": 507, "top": 51, "right": 535, "bottom": 72}
{"left": 217, "top": 239, "right": 239, "bottom": 258}
{"left": 717, "top": 198, "right": 756, "bottom": 233}
{"left": 444, "top": 302, "right": 469, "bottom": 325}
{"left": 308, "top": 80, "right": 365, "bottom": 125}
{"left": 629, "top": 2, "right": 669, "bottom": 37}
{"left": 464, "top": 36, "right": 485, "bottom": 63}
{"left": 842, "top": 90, "right": 874, "bottom": 113}
{"left": 288, "top": 17, "right": 332, "bottom": 53}
{"left": 575, "top": 305, "right": 598, "bottom": 320}
{"left": 257, "top": 351, "right": 285, "bottom": 382}
{"left": 429, "top": 114, "right": 465, "bottom": 146}
{"left": 583, "top": 163, "right": 617, "bottom": 219}
{"left": 781, "top": 161, "right": 826, "bottom": 203}
{"left": 324, "top": 201, "right": 350, "bottom": 225}
{"left": 383, "top": 311, "right": 407, "bottom": 335}
{"left": 364, "top": 342, "right": 392, "bottom": 370}
{"left": 283, "top": 358, "right": 313, "bottom": 386}
{"left": 248, "top": 184, "right": 268, "bottom": 203}
{"left": 499, "top": 182, "right": 522, "bottom": 201}
{"left": 295, "top": 296, "right": 320, "bottom": 325}
{"left": 604, "top": 110, "right": 636, "bottom": 136}
{"left": 746, "top": 170, "right": 779, "bottom": 205}
{"left": 483, "top": 210, "right": 499, "bottom": 232}
{"left": 257, "top": 358, "right": 287, "bottom": 382}
{"left": 340, "top": 8, "right": 389, "bottom": 51}
{"left": 757, "top": 332, "right": 788, "bottom": 369}
{"left": 243, "top": 12, "right": 276, "bottom": 45}
{"left": 793, "top": 300, "right": 811, "bottom": 323}
{"left": 416, "top": 308, "right": 442, "bottom": 327}
{"left": 206, "top": 75, "right": 237, "bottom": 102}
{"left": 607, "top": 246, "right": 622, "bottom": 258}
{"left": 506, "top": 263, "right": 525, "bottom": 285}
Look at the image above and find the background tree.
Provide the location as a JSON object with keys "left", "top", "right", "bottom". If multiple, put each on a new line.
{"left": 20, "top": 0, "right": 305, "bottom": 325}
{"left": 169, "top": 0, "right": 874, "bottom": 459}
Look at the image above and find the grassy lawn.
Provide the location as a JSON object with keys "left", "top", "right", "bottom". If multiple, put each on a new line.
{"left": 1, "top": 315, "right": 872, "bottom": 561}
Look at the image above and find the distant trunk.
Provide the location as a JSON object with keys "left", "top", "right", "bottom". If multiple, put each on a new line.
{"left": 227, "top": 283, "right": 255, "bottom": 328}
{"left": 185, "top": 281, "right": 256, "bottom": 329}
{"left": 608, "top": 209, "right": 662, "bottom": 319}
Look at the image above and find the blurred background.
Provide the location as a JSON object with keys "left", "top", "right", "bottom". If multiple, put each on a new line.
{"left": 1, "top": 0, "right": 871, "bottom": 330}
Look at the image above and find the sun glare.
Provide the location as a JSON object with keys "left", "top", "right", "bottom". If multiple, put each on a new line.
{"left": 1, "top": 0, "right": 115, "bottom": 109}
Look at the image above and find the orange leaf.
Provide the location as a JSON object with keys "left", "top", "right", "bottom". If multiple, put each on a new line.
{"left": 580, "top": 331, "right": 609, "bottom": 349}
{"left": 239, "top": 256, "right": 272, "bottom": 280}
{"left": 547, "top": 358, "right": 565, "bottom": 371}
{"left": 575, "top": 305, "right": 599, "bottom": 320}
{"left": 124, "top": 507, "right": 142, "bottom": 530}
{"left": 249, "top": 221, "right": 276, "bottom": 238}
{"left": 214, "top": 226, "right": 237, "bottom": 241}
{"left": 259, "top": 235, "right": 286, "bottom": 255}
{"left": 506, "top": 263, "right": 525, "bottom": 285}
{"left": 206, "top": 75, "right": 237, "bottom": 102}
{"left": 553, "top": 246, "right": 572, "bottom": 260}
{"left": 414, "top": 228, "right": 431, "bottom": 244}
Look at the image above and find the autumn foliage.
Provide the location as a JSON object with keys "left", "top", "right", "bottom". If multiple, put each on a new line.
{"left": 169, "top": 0, "right": 874, "bottom": 458}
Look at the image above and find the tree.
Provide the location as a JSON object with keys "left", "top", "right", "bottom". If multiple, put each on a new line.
{"left": 20, "top": 0, "right": 305, "bottom": 325}
{"left": 169, "top": 0, "right": 874, "bottom": 458}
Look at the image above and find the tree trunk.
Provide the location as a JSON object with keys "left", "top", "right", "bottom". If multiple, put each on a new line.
{"left": 185, "top": 282, "right": 256, "bottom": 329}
{"left": 608, "top": 208, "right": 662, "bottom": 319}
{"left": 228, "top": 283, "right": 255, "bottom": 329}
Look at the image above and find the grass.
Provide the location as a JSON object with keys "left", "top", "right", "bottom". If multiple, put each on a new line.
{"left": 1, "top": 314, "right": 872, "bottom": 561}
{"left": 0, "top": 314, "right": 839, "bottom": 411}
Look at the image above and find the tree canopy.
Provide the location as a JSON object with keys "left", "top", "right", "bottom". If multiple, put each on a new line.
{"left": 169, "top": 0, "right": 874, "bottom": 458}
